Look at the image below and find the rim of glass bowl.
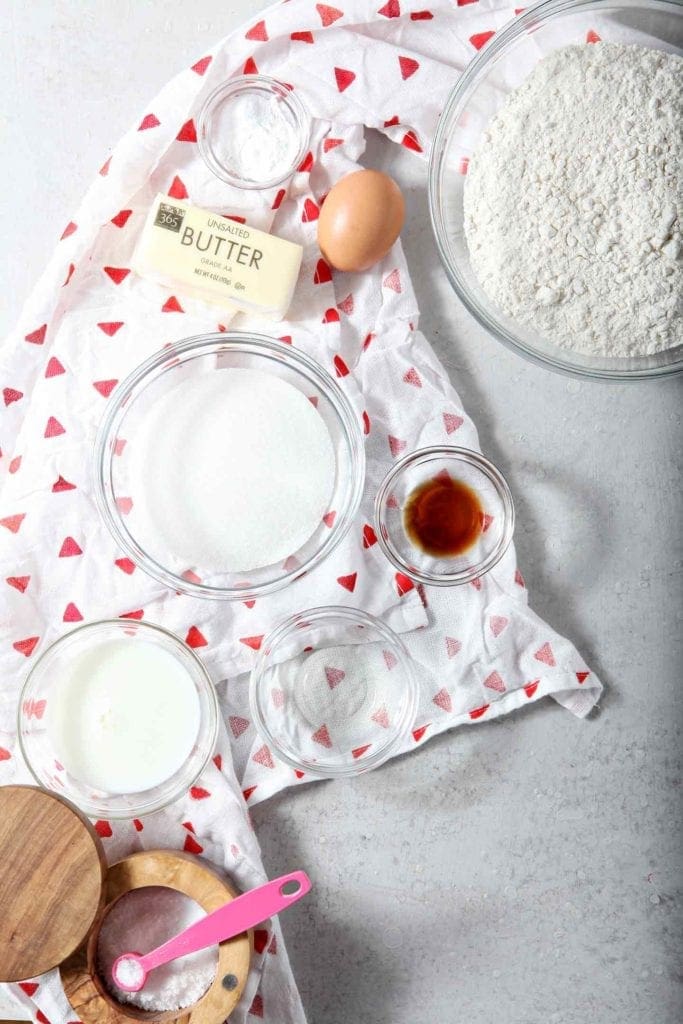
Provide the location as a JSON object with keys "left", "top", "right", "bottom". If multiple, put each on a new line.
{"left": 249, "top": 606, "right": 420, "bottom": 779}
{"left": 198, "top": 74, "right": 311, "bottom": 190}
{"left": 428, "top": 0, "right": 683, "bottom": 382}
{"left": 374, "top": 446, "right": 515, "bottom": 587}
{"left": 17, "top": 619, "right": 220, "bottom": 820}
{"left": 94, "top": 332, "right": 366, "bottom": 601}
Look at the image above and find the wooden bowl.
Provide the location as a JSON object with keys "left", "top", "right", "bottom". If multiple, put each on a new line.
{"left": 61, "top": 850, "right": 252, "bottom": 1024}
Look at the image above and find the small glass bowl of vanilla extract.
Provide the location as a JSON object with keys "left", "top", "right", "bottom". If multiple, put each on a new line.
{"left": 374, "top": 446, "right": 515, "bottom": 586}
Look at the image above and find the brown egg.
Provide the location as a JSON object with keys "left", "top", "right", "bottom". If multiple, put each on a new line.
{"left": 317, "top": 169, "right": 405, "bottom": 273}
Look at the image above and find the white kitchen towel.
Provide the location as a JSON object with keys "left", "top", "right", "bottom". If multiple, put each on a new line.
{"left": 0, "top": 1, "right": 606, "bottom": 1021}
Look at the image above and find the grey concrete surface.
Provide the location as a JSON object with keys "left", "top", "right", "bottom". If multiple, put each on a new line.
{"left": 2, "top": 3, "right": 681, "bottom": 1023}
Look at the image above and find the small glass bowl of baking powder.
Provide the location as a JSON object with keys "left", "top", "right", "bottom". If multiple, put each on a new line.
{"left": 250, "top": 607, "right": 419, "bottom": 778}
{"left": 198, "top": 75, "right": 311, "bottom": 189}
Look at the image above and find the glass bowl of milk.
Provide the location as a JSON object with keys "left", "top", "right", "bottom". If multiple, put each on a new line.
{"left": 18, "top": 620, "right": 219, "bottom": 819}
{"left": 94, "top": 332, "right": 365, "bottom": 600}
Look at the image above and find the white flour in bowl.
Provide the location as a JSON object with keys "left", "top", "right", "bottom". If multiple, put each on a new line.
{"left": 464, "top": 43, "right": 683, "bottom": 358}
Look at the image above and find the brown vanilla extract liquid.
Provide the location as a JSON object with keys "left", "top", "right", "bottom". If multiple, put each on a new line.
{"left": 404, "top": 473, "right": 483, "bottom": 557}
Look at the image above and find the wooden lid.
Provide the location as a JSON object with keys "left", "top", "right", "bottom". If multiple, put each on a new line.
{"left": 0, "top": 786, "right": 107, "bottom": 982}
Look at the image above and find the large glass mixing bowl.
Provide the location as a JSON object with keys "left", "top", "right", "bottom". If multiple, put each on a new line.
{"left": 429, "top": 0, "right": 683, "bottom": 381}
{"left": 95, "top": 333, "right": 365, "bottom": 600}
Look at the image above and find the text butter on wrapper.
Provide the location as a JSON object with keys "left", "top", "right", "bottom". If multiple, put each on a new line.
{"left": 132, "top": 194, "right": 303, "bottom": 320}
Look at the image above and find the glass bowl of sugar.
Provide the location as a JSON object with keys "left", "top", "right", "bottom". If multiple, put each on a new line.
{"left": 249, "top": 606, "right": 419, "bottom": 778}
{"left": 198, "top": 74, "right": 311, "bottom": 189}
{"left": 429, "top": 0, "right": 683, "bottom": 381}
{"left": 95, "top": 332, "right": 365, "bottom": 600}
{"left": 18, "top": 620, "right": 219, "bottom": 819}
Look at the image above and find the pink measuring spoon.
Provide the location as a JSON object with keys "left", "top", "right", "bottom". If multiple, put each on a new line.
{"left": 112, "top": 870, "right": 311, "bottom": 993}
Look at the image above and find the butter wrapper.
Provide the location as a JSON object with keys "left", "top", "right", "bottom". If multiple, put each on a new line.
{"left": 132, "top": 194, "right": 303, "bottom": 321}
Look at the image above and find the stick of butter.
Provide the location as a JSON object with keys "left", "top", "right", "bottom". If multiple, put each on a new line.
{"left": 132, "top": 194, "right": 303, "bottom": 321}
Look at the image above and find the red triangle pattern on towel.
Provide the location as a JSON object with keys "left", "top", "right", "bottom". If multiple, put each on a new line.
{"left": 6, "top": 575, "right": 30, "bottom": 593}
{"left": 253, "top": 744, "right": 275, "bottom": 768}
{"left": 470, "top": 30, "right": 495, "bottom": 50}
{"left": 337, "top": 572, "right": 357, "bottom": 592}
{"left": 115, "top": 558, "right": 136, "bottom": 575}
{"left": 229, "top": 715, "right": 250, "bottom": 738}
{"left": 379, "top": 0, "right": 400, "bottom": 16}
{"left": 312, "top": 724, "right": 333, "bottom": 748}
{"left": 176, "top": 119, "right": 197, "bottom": 143}
{"left": 13, "top": 636, "right": 40, "bottom": 658}
{"left": 0, "top": 514, "right": 25, "bottom": 534}
{"left": 246, "top": 20, "right": 268, "bottom": 41}
{"left": 93, "top": 379, "right": 118, "bottom": 398}
{"left": 168, "top": 175, "right": 189, "bottom": 200}
{"left": 45, "top": 357, "right": 65, "bottom": 378}
{"left": 184, "top": 833, "right": 204, "bottom": 855}
{"left": 335, "top": 67, "right": 356, "bottom": 92}
{"left": 3, "top": 388, "right": 23, "bottom": 406}
{"left": 25, "top": 324, "right": 47, "bottom": 345}
{"left": 317, "top": 4, "right": 344, "bottom": 27}
{"left": 398, "top": 56, "right": 420, "bottom": 79}
{"left": 186, "top": 626, "right": 208, "bottom": 649}
{"left": 191, "top": 55, "right": 212, "bottom": 76}
{"left": 138, "top": 113, "right": 160, "bottom": 130}
{"left": 362, "top": 523, "right": 377, "bottom": 548}
{"left": 240, "top": 635, "right": 264, "bottom": 651}
{"left": 111, "top": 209, "right": 132, "bottom": 228}
{"left": 63, "top": 602, "right": 83, "bottom": 623}
{"left": 44, "top": 416, "right": 65, "bottom": 438}
{"left": 97, "top": 320, "right": 124, "bottom": 336}
{"left": 103, "top": 266, "right": 130, "bottom": 285}
{"left": 402, "top": 130, "right": 423, "bottom": 153}
{"left": 59, "top": 536, "right": 83, "bottom": 557}
{"left": 302, "top": 198, "right": 320, "bottom": 222}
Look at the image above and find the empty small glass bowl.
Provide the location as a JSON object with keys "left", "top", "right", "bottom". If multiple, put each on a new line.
{"left": 198, "top": 75, "right": 311, "bottom": 189}
{"left": 18, "top": 620, "right": 219, "bottom": 820}
{"left": 94, "top": 333, "right": 365, "bottom": 601}
{"left": 374, "top": 446, "right": 515, "bottom": 586}
{"left": 249, "top": 607, "right": 419, "bottom": 778}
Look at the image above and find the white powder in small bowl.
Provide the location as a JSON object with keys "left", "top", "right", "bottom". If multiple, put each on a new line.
{"left": 211, "top": 89, "right": 301, "bottom": 183}
{"left": 98, "top": 886, "right": 217, "bottom": 1012}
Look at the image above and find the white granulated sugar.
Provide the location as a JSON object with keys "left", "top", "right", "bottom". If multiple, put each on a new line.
{"left": 217, "top": 91, "right": 300, "bottom": 181}
{"left": 464, "top": 43, "right": 683, "bottom": 357}
{"left": 98, "top": 887, "right": 217, "bottom": 1012}
{"left": 128, "top": 368, "right": 336, "bottom": 574}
